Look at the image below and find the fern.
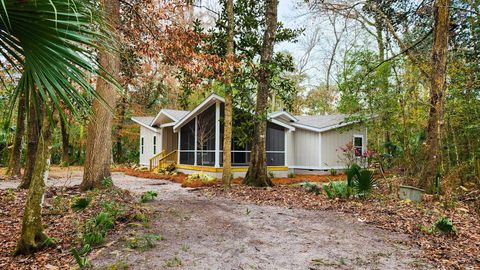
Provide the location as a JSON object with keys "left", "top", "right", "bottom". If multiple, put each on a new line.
{"left": 354, "top": 170, "right": 375, "bottom": 196}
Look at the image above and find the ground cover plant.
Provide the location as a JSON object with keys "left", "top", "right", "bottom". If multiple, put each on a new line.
{"left": 0, "top": 186, "right": 148, "bottom": 269}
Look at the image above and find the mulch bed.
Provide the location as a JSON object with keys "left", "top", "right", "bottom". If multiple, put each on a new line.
{"left": 0, "top": 185, "right": 143, "bottom": 270}
{"left": 113, "top": 167, "right": 343, "bottom": 187}
{"left": 201, "top": 185, "right": 480, "bottom": 270}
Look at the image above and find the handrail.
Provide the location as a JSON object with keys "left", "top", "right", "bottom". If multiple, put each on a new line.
{"left": 155, "top": 150, "right": 177, "bottom": 171}
{"left": 149, "top": 149, "right": 166, "bottom": 171}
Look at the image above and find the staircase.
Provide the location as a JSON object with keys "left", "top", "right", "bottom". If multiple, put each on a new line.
{"left": 149, "top": 150, "right": 177, "bottom": 172}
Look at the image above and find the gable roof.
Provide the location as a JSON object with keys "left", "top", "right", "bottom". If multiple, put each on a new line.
{"left": 150, "top": 109, "right": 190, "bottom": 127}
{"left": 292, "top": 114, "right": 358, "bottom": 132}
{"left": 131, "top": 116, "right": 158, "bottom": 132}
{"left": 173, "top": 93, "right": 225, "bottom": 132}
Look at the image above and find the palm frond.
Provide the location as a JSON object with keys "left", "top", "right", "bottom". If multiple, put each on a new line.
{"left": 0, "top": 0, "right": 120, "bottom": 120}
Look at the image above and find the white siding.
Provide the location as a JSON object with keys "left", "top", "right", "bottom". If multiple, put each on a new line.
{"left": 286, "top": 130, "right": 294, "bottom": 167}
{"left": 293, "top": 128, "right": 320, "bottom": 167}
{"left": 139, "top": 126, "right": 161, "bottom": 165}
{"left": 320, "top": 124, "right": 367, "bottom": 168}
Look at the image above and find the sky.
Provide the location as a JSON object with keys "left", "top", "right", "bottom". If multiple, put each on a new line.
{"left": 196, "top": 0, "right": 368, "bottom": 91}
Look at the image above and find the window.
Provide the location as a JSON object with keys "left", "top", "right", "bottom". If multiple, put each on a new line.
{"left": 353, "top": 135, "right": 363, "bottom": 157}
{"left": 141, "top": 137, "right": 144, "bottom": 155}
{"left": 153, "top": 136, "right": 157, "bottom": 154}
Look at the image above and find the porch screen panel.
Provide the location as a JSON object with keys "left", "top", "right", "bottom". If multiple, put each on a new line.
{"left": 196, "top": 105, "right": 216, "bottom": 166}
{"left": 180, "top": 120, "right": 195, "bottom": 165}
{"left": 266, "top": 123, "right": 285, "bottom": 166}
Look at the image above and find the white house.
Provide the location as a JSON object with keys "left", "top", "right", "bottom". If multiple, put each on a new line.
{"left": 132, "top": 93, "right": 368, "bottom": 177}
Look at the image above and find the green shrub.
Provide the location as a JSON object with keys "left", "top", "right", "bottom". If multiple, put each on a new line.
{"left": 288, "top": 172, "right": 296, "bottom": 178}
{"left": 125, "top": 233, "right": 162, "bottom": 251}
{"left": 83, "top": 212, "right": 115, "bottom": 246}
{"left": 102, "top": 177, "right": 113, "bottom": 188}
{"left": 434, "top": 217, "right": 456, "bottom": 233}
{"left": 71, "top": 197, "right": 91, "bottom": 211}
{"left": 71, "top": 244, "right": 91, "bottom": 269}
{"left": 323, "top": 181, "right": 351, "bottom": 199}
{"left": 301, "top": 182, "right": 320, "bottom": 195}
{"left": 268, "top": 171, "right": 275, "bottom": 179}
{"left": 329, "top": 168, "right": 337, "bottom": 176}
{"left": 140, "top": 191, "right": 158, "bottom": 203}
{"left": 354, "top": 169, "right": 375, "bottom": 196}
{"left": 346, "top": 164, "right": 361, "bottom": 187}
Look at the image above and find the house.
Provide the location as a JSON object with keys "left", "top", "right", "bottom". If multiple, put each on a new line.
{"left": 132, "top": 93, "right": 368, "bottom": 178}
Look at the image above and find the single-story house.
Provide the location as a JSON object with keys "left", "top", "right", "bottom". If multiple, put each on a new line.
{"left": 132, "top": 93, "right": 367, "bottom": 177}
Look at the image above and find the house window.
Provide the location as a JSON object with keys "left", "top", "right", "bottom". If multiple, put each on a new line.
{"left": 141, "top": 137, "right": 144, "bottom": 155}
{"left": 153, "top": 136, "right": 157, "bottom": 154}
{"left": 353, "top": 135, "right": 363, "bottom": 157}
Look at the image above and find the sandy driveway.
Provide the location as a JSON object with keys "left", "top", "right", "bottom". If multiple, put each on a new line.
{"left": 0, "top": 170, "right": 429, "bottom": 270}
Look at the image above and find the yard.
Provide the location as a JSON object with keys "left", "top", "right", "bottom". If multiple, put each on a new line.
{"left": 1, "top": 167, "right": 478, "bottom": 269}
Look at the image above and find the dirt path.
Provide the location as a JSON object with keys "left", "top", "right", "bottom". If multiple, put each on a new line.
{"left": 0, "top": 170, "right": 430, "bottom": 270}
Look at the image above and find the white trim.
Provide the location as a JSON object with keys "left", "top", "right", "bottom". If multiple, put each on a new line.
{"left": 177, "top": 130, "right": 181, "bottom": 164}
{"left": 270, "top": 118, "right": 296, "bottom": 131}
{"left": 268, "top": 111, "right": 298, "bottom": 122}
{"left": 132, "top": 118, "right": 160, "bottom": 133}
{"left": 160, "top": 122, "right": 176, "bottom": 128}
{"left": 291, "top": 121, "right": 359, "bottom": 133}
{"left": 284, "top": 131, "right": 288, "bottom": 167}
{"left": 318, "top": 133, "right": 322, "bottom": 167}
{"left": 353, "top": 134, "right": 364, "bottom": 157}
{"left": 214, "top": 101, "right": 221, "bottom": 168}
{"left": 194, "top": 116, "right": 198, "bottom": 166}
{"left": 150, "top": 109, "right": 180, "bottom": 126}
{"left": 159, "top": 128, "right": 163, "bottom": 153}
{"left": 174, "top": 93, "right": 225, "bottom": 132}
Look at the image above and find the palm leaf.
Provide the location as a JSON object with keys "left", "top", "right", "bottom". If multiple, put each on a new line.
{"left": 0, "top": 0, "right": 120, "bottom": 121}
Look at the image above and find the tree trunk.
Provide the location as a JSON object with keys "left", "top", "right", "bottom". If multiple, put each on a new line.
{"left": 14, "top": 104, "right": 52, "bottom": 255}
{"left": 419, "top": 0, "right": 450, "bottom": 190}
{"left": 222, "top": 0, "right": 234, "bottom": 187}
{"left": 114, "top": 96, "right": 127, "bottom": 163}
{"left": 81, "top": 0, "right": 120, "bottom": 191}
{"left": 19, "top": 99, "right": 41, "bottom": 189}
{"left": 243, "top": 0, "right": 278, "bottom": 187}
{"left": 6, "top": 93, "right": 26, "bottom": 178}
{"left": 60, "top": 118, "right": 69, "bottom": 167}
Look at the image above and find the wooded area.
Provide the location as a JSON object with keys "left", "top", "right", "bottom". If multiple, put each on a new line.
{"left": 0, "top": 0, "right": 479, "bottom": 269}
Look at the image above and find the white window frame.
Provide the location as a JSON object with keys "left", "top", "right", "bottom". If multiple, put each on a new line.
{"left": 353, "top": 135, "right": 364, "bottom": 157}
{"left": 153, "top": 135, "right": 157, "bottom": 154}
{"left": 141, "top": 137, "right": 145, "bottom": 155}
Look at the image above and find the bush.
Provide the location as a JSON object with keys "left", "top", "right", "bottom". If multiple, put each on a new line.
{"left": 71, "top": 197, "right": 91, "bottom": 211}
{"left": 102, "top": 177, "right": 113, "bottom": 188}
{"left": 268, "top": 171, "right": 275, "bottom": 179}
{"left": 82, "top": 212, "right": 115, "bottom": 246}
{"left": 329, "top": 168, "right": 337, "bottom": 176}
{"left": 288, "top": 172, "right": 296, "bottom": 178}
{"left": 323, "top": 181, "right": 351, "bottom": 199}
{"left": 345, "top": 163, "right": 376, "bottom": 196}
{"left": 140, "top": 191, "right": 158, "bottom": 203}
{"left": 434, "top": 217, "right": 457, "bottom": 233}
{"left": 301, "top": 182, "right": 320, "bottom": 195}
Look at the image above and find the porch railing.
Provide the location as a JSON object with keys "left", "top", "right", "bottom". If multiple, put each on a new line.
{"left": 149, "top": 149, "right": 166, "bottom": 171}
{"left": 150, "top": 150, "right": 177, "bottom": 172}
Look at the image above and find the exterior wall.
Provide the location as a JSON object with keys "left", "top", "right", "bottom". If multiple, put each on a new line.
{"left": 320, "top": 124, "right": 367, "bottom": 169}
{"left": 292, "top": 128, "right": 320, "bottom": 167}
{"left": 139, "top": 126, "right": 161, "bottom": 166}
{"left": 162, "top": 126, "right": 178, "bottom": 153}
{"left": 286, "top": 130, "right": 294, "bottom": 167}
